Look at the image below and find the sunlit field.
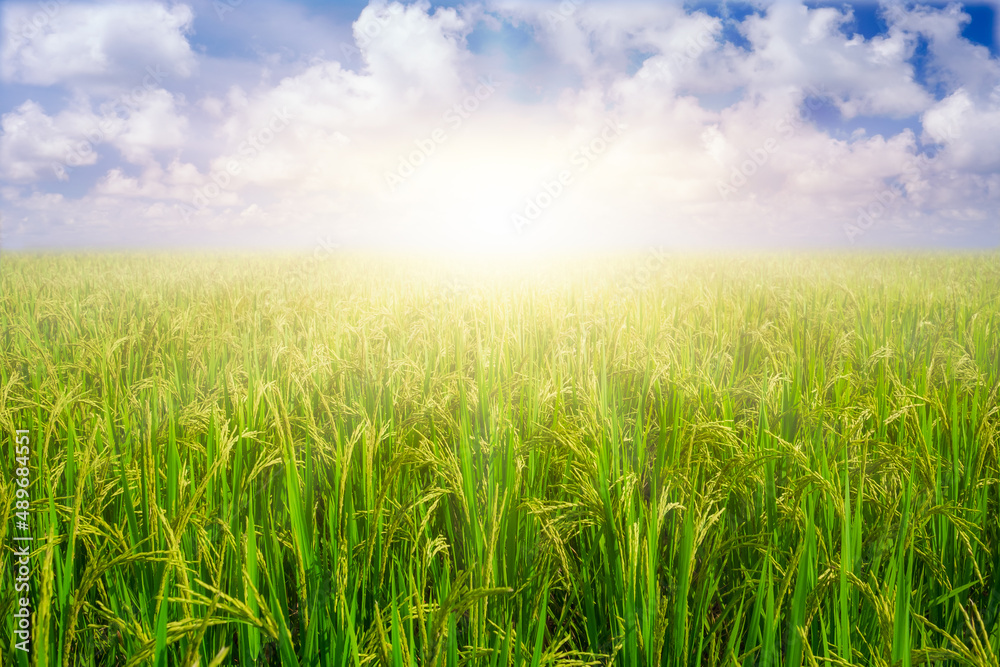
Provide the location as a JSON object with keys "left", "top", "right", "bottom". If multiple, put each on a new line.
{"left": 1, "top": 252, "right": 998, "bottom": 666}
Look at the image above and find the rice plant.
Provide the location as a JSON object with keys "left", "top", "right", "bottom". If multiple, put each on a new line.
{"left": 1, "top": 251, "right": 997, "bottom": 666}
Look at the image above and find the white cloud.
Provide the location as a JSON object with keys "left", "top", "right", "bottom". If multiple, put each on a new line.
{"left": 922, "top": 87, "right": 1000, "bottom": 172}
{"left": 94, "top": 159, "right": 204, "bottom": 199}
{"left": 0, "top": 87, "right": 190, "bottom": 182}
{"left": 493, "top": 1, "right": 730, "bottom": 91}
{"left": 353, "top": 1, "right": 472, "bottom": 103}
{"left": 108, "top": 89, "right": 190, "bottom": 165}
{"left": 884, "top": 2, "right": 1000, "bottom": 99}
{"left": 1, "top": 1, "right": 196, "bottom": 86}
{"left": 0, "top": 100, "right": 100, "bottom": 180}
{"left": 738, "top": 4, "right": 933, "bottom": 118}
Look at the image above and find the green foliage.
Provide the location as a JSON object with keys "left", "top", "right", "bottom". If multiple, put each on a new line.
{"left": 0, "top": 251, "right": 998, "bottom": 666}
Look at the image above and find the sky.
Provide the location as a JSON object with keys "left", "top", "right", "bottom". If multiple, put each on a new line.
{"left": 1, "top": 0, "right": 999, "bottom": 252}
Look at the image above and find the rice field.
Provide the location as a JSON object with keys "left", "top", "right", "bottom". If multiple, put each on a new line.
{"left": 1, "top": 251, "right": 998, "bottom": 666}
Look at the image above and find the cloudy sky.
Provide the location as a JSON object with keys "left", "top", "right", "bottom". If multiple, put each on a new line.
{"left": 1, "top": 0, "right": 998, "bottom": 251}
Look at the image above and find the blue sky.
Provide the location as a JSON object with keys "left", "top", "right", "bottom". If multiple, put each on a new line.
{"left": 1, "top": 0, "right": 999, "bottom": 251}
